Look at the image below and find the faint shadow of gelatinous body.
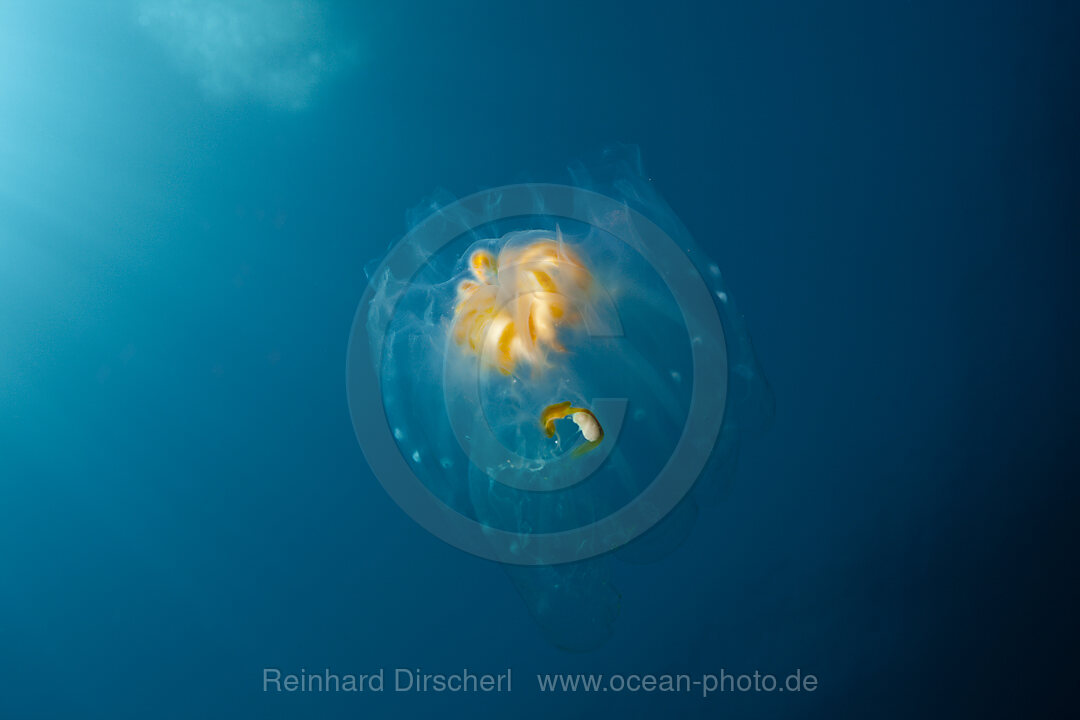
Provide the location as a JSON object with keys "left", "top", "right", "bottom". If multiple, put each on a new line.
{"left": 347, "top": 147, "right": 773, "bottom": 652}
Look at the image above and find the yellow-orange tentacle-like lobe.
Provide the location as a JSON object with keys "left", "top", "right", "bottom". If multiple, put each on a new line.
{"left": 451, "top": 239, "right": 592, "bottom": 375}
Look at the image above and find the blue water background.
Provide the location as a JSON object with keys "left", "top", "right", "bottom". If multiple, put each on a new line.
{"left": 1, "top": 1, "right": 1077, "bottom": 717}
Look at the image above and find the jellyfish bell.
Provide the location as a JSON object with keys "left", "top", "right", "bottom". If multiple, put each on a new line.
{"left": 355, "top": 152, "right": 774, "bottom": 651}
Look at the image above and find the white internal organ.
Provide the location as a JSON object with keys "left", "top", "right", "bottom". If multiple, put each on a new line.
{"left": 572, "top": 411, "right": 602, "bottom": 443}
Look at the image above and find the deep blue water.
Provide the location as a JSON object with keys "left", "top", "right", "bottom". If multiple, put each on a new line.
{"left": 2, "top": 1, "right": 1077, "bottom": 718}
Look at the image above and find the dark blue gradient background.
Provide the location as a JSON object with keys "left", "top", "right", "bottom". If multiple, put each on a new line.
{"left": 1, "top": 1, "right": 1076, "bottom": 717}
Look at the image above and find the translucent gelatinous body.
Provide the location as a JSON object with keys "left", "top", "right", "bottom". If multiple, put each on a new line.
{"left": 359, "top": 149, "right": 773, "bottom": 650}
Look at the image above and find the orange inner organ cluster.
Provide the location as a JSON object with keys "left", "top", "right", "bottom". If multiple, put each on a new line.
{"left": 451, "top": 239, "right": 592, "bottom": 375}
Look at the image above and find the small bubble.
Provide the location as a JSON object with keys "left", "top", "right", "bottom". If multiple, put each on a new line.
{"left": 670, "top": 370, "right": 682, "bottom": 383}
{"left": 411, "top": 450, "right": 421, "bottom": 463}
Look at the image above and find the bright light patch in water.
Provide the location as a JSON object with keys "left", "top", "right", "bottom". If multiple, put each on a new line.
{"left": 137, "top": 0, "right": 355, "bottom": 109}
